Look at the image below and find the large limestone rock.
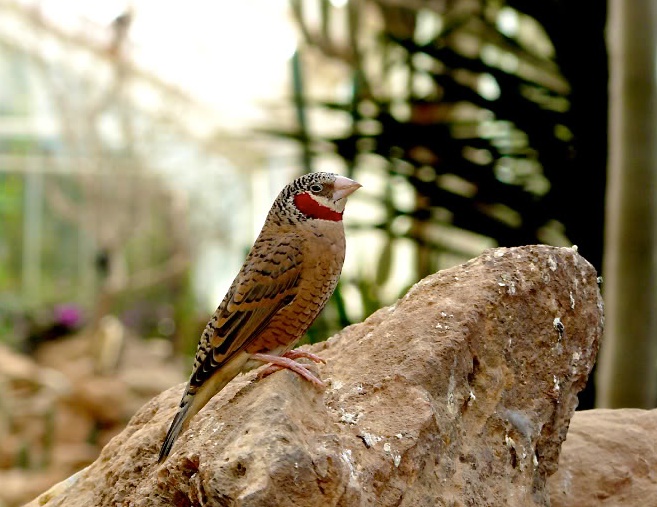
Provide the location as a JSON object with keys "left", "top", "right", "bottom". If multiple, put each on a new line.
{"left": 549, "top": 408, "right": 657, "bottom": 506}
{"left": 29, "top": 245, "right": 602, "bottom": 507}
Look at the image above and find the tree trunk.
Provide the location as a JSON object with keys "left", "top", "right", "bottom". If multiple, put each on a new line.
{"left": 597, "top": 0, "right": 657, "bottom": 407}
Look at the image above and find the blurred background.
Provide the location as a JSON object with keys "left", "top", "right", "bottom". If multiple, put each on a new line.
{"left": 0, "top": 0, "right": 651, "bottom": 504}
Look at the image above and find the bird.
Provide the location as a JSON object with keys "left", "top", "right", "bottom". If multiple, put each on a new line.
{"left": 158, "top": 172, "right": 361, "bottom": 462}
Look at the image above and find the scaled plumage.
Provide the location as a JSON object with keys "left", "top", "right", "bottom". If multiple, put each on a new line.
{"left": 158, "top": 172, "right": 360, "bottom": 462}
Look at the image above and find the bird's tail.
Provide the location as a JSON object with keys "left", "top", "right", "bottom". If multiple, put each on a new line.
{"left": 158, "top": 392, "right": 194, "bottom": 463}
{"left": 158, "top": 354, "right": 250, "bottom": 462}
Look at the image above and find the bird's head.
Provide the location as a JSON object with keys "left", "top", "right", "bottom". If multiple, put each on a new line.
{"left": 275, "top": 172, "right": 361, "bottom": 223}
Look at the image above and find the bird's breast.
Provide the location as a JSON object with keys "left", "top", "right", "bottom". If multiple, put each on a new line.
{"left": 245, "top": 226, "right": 346, "bottom": 354}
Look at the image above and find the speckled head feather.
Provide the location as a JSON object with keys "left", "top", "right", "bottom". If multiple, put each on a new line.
{"left": 269, "top": 172, "right": 361, "bottom": 224}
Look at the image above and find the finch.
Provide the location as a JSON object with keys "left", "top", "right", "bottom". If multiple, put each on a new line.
{"left": 158, "top": 172, "right": 361, "bottom": 462}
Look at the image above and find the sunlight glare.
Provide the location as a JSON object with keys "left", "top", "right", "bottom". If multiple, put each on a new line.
{"left": 497, "top": 7, "right": 519, "bottom": 37}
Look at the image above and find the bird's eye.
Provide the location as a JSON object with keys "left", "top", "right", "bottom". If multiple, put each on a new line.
{"left": 310, "top": 184, "right": 323, "bottom": 193}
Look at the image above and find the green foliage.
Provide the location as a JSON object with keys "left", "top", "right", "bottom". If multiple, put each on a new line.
{"left": 0, "top": 174, "right": 25, "bottom": 295}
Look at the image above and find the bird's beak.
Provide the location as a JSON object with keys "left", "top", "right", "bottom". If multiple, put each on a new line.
{"left": 332, "top": 176, "right": 362, "bottom": 201}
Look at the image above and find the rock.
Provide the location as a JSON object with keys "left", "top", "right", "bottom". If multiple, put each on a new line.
{"left": 34, "top": 334, "right": 91, "bottom": 372}
{"left": 0, "top": 470, "right": 64, "bottom": 507}
{"left": 0, "top": 343, "right": 39, "bottom": 382}
{"left": 53, "top": 404, "right": 96, "bottom": 445}
{"left": 30, "top": 245, "right": 602, "bottom": 507}
{"left": 72, "top": 376, "right": 130, "bottom": 424}
{"left": 548, "top": 408, "right": 657, "bottom": 506}
{"left": 0, "top": 331, "right": 186, "bottom": 507}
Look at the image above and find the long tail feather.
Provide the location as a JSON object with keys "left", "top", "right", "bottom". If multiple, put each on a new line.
{"left": 158, "top": 394, "right": 193, "bottom": 463}
{"left": 158, "top": 354, "right": 250, "bottom": 462}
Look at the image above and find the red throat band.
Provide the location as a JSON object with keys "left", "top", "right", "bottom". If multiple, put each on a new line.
{"left": 294, "top": 192, "right": 343, "bottom": 221}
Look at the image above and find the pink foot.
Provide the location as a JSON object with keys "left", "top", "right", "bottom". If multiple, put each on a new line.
{"left": 282, "top": 349, "right": 326, "bottom": 364}
{"left": 251, "top": 352, "right": 324, "bottom": 388}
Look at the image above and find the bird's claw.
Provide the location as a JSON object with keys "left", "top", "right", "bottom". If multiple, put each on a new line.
{"left": 251, "top": 352, "right": 325, "bottom": 388}
{"left": 282, "top": 349, "right": 327, "bottom": 364}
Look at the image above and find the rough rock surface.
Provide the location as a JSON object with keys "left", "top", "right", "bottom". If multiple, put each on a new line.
{"left": 30, "top": 245, "right": 602, "bottom": 507}
{"left": 549, "top": 408, "right": 657, "bottom": 506}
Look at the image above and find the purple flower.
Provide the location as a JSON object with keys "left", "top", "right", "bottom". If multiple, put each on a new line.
{"left": 54, "top": 304, "right": 82, "bottom": 327}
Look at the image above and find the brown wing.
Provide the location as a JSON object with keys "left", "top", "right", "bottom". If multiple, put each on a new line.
{"left": 188, "top": 233, "right": 303, "bottom": 392}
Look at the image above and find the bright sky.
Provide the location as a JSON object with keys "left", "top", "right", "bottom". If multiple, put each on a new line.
{"left": 34, "top": 0, "right": 298, "bottom": 124}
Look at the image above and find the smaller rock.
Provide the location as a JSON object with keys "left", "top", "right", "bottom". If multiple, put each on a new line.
{"left": 51, "top": 442, "right": 100, "bottom": 471}
{"left": 72, "top": 376, "right": 130, "bottom": 424}
{"left": 549, "top": 408, "right": 657, "bottom": 507}
{"left": 0, "top": 344, "right": 38, "bottom": 382}
{"left": 54, "top": 404, "right": 95, "bottom": 445}
{"left": 0, "top": 470, "right": 65, "bottom": 507}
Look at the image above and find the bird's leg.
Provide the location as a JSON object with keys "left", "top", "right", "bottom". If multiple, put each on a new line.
{"left": 255, "top": 350, "right": 325, "bottom": 379}
{"left": 281, "top": 349, "right": 326, "bottom": 364}
{"left": 251, "top": 352, "right": 325, "bottom": 388}
{"left": 258, "top": 350, "right": 326, "bottom": 378}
